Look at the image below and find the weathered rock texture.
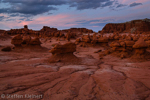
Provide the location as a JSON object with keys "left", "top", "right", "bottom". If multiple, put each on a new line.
{"left": 49, "top": 42, "right": 76, "bottom": 55}
{"left": 11, "top": 34, "right": 23, "bottom": 46}
{"left": 62, "top": 28, "right": 93, "bottom": 33}
{"left": 133, "top": 38, "right": 148, "bottom": 54}
{"left": 101, "top": 18, "right": 150, "bottom": 33}
{"left": 49, "top": 43, "right": 80, "bottom": 63}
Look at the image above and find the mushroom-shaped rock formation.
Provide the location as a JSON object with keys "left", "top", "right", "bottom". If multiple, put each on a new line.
{"left": 49, "top": 42, "right": 80, "bottom": 64}
{"left": 24, "top": 25, "right": 28, "bottom": 29}
{"left": 110, "top": 42, "right": 120, "bottom": 47}
{"left": 11, "top": 34, "right": 23, "bottom": 47}
{"left": 124, "top": 40, "right": 135, "bottom": 51}
{"left": 50, "top": 42, "right": 76, "bottom": 55}
{"left": 22, "top": 35, "right": 31, "bottom": 45}
{"left": 30, "top": 37, "right": 41, "bottom": 46}
{"left": 133, "top": 38, "right": 148, "bottom": 54}
{"left": 125, "top": 40, "right": 135, "bottom": 47}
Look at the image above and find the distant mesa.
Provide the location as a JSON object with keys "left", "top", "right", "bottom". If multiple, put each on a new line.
{"left": 101, "top": 18, "right": 150, "bottom": 33}
{"left": 1, "top": 18, "right": 150, "bottom": 35}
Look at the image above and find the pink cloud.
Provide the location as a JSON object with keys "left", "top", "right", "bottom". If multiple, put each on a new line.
{"left": 18, "top": 14, "right": 80, "bottom": 28}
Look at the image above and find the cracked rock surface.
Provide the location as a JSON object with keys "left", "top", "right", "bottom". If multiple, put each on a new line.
{"left": 0, "top": 37, "right": 150, "bottom": 100}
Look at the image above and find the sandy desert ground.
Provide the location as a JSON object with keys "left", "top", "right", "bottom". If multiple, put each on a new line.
{"left": 0, "top": 32, "right": 150, "bottom": 100}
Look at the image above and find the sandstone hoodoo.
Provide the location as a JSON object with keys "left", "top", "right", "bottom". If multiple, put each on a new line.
{"left": 24, "top": 25, "right": 28, "bottom": 29}
{"left": 50, "top": 42, "right": 76, "bottom": 55}
{"left": 101, "top": 18, "right": 150, "bottom": 33}
{"left": 133, "top": 38, "right": 148, "bottom": 54}
{"left": 22, "top": 35, "right": 31, "bottom": 45}
{"left": 11, "top": 34, "right": 23, "bottom": 47}
{"left": 30, "top": 37, "right": 41, "bottom": 46}
{"left": 49, "top": 42, "right": 80, "bottom": 63}
{"left": 125, "top": 40, "right": 135, "bottom": 51}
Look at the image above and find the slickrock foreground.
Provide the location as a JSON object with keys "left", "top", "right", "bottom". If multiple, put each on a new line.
{"left": 0, "top": 20, "right": 150, "bottom": 100}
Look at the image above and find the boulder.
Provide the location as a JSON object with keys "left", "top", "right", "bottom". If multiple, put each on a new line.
{"left": 125, "top": 41, "right": 135, "bottom": 47}
{"left": 120, "top": 41, "right": 126, "bottom": 47}
{"left": 133, "top": 38, "right": 148, "bottom": 54}
{"left": 49, "top": 42, "right": 80, "bottom": 64}
{"left": 133, "top": 38, "right": 148, "bottom": 49}
{"left": 109, "top": 42, "right": 120, "bottom": 47}
{"left": 11, "top": 34, "right": 23, "bottom": 46}
{"left": 22, "top": 35, "right": 31, "bottom": 44}
{"left": 49, "top": 42, "right": 76, "bottom": 55}
{"left": 30, "top": 37, "right": 41, "bottom": 45}
{"left": 24, "top": 25, "right": 28, "bottom": 29}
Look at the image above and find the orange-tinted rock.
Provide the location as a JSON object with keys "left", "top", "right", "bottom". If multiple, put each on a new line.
{"left": 98, "top": 37, "right": 108, "bottom": 43}
{"left": 132, "top": 36, "right": 139, "bottom": 41}
{"left": 66, "top": 32, "right": 71, "bottom": 41}
{"left": 146, "top": 40, "right": 150, "bottom": 47}
{"left": 134, "top": 49, "right": 146, "bottom": 54}
{"left": 11, "top": 34, "right": 23, "bottom": 46}
{"left": 49, "top": 42, "right": 76, "bottom": 55}
{"left": 112, "top": 47, "right": 126, "bottom": 51}
{"left": 125, "top": 41, "right": 135, "bottom": 47}
{"left": 82, "top": 35, "right": 91, "bottom": 43}
{"left": 120, "top": 41, "right": 126, "bottom": 47}
{"left": 76, "top": 38, "right": 81, "bottom": 42}
{"left": 126, "top": 36, "right": 132, "bottom": 40}
{"left": 75, "top": 38, "right": 81, "bottom": 44}
{"left": 102, "top": 18, "right": 150, "bottom": 33}
{"left": 22, "top": 35, "right": 31, "bottom": 44}
{"left": 91, "top": 33, "right": 98, "bottom": 44}
{"left": 110, "top": 42, "right": 120, "bottom": 47}
{"left": 30, "top": 37, "right": 41, "bottom": 45}
{"left": 133, "top": 38, "right": 148, "bottom": 49}
{"left": 133, "top": 38, "right": 148, "bottom": 54}
{"left": 114, "top": 35, "right": 119, "bottom": 40}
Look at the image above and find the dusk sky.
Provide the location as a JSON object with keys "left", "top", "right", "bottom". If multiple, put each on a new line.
{"left": 0, "top": 0, "right": 150, "bottom": 32}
